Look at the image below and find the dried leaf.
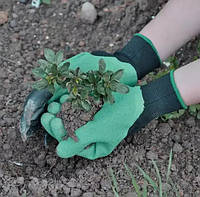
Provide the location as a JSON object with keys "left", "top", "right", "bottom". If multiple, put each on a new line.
{"left": 0, "top": 11, "right": 8, "bottom": 25}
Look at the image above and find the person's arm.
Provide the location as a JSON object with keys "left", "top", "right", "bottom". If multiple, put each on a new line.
{"left": 140, "top": 0, "right": 200, "bottom": 60}
{"left": 128, "top": 59, "right": 200, "bottom": 134}
{"left": 174, "top": 59, "right": 200, "bottom": 105}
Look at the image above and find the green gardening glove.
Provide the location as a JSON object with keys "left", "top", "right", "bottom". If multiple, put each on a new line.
{"left": 41, "top": 86, "right": 144, "bottom": 160}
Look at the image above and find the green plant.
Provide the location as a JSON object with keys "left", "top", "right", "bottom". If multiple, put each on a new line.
{"left": 161, "top": 109, "right": 185, "bottom": 121}
{"left": 42, "top": 0, "right": 51, "bottom": 4}
{"left": 32, "top": 48, "right": 129, "bottom": 111}
{"left": 109, "top": 150, "right": 180, "bottom": 197}
{"left": 161, "top": 104, "right": 200, "bottom": 121}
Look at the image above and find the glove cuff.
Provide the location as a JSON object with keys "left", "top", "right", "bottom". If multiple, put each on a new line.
{"left": 128, "top": 71, "right": 187, "bottom": 134}
{"left": 114, "top": 33, "right": 162, "bottom": 79}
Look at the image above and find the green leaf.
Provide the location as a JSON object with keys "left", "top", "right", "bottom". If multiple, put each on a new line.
{"left": 97, "top": 84, "right": 105, "bottom": 95}
{"left": 110, "top": 80, "right": 118, "bottom": 91}
{"left": 103, "top": 72, "right": 110, "bottom": 82}
{"left": 88, "top": 71, "right": 96, "bottom": 83}
{"left": 32, "top": 79, "right": 48, "bottom": 90}
{"left": 81, "top": 100, "right": 91, "bottom": 111}
{"left": 55, "top": 50, "right": 64, "bottom": 65}
{"left": 50, "top": 64, "right": 58, "bottom": 75}
{"left": 38, "top": 59, "right": 49, "bottom": 69}
{"left": 142, "top": 181, "right": 148, "bottom": 197}
{"left": 196, "top": 104, "right": 200, "bottom": 110}
{"left": 166, "top": 149, "right": 173, "bottom": 183}
{"left": 103, "top": 96, "right": 108, "bottom": 103}
{"left": 59, "top": 62, "right": 70, "bottom": 74}
{"left": 47, "top": 84, "right": 55, "bottom": 94}
{"left": 109, "top": 168, "right": 119, "bottom": 193}
{"left": 161, "top": 109, "right": 185, "bottom": 121}
{"left": 152, "top": 160, "right": 162, "bottom": 197}
{"left": 44, "top": 48, "right": 55, "bottom": 63}
{"left": 189, "top": 105, "right": 197, "bottom": 116}
{"left": 75, "top": 67, "right": 81, "bottom": 76}
{"left": 124, "top": 163, "right": 141, "bottom": 196}
{"left": 72, "top": 100, "right": 79, "bottom": 109}
{"left": 108, "top": 92, "right": 115, "bottom": 104}
{"left": 197, "top": 111, "right": 200, "bottom": 119}
{"left": 42, "top": 0, "right": 51, "bottom": 4}
{"left": 80, "top": 89, "right": 89, "bottom": 99}
{"left": 99, "top": 59, "right": 106, "bottom": 73}
{"left": 111, "top": 69, "right": 124, "bottom": 81}
{"left": 32, "top": 67, "right": 46, "bottom": 78}
{"left": 136, "top": 164, "right": 158, "bottom": 191}
{"left": 115, "top": 83, "right": 129, "bottom": 94}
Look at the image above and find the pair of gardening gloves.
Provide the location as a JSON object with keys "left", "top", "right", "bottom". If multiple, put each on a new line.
{"left": 21, "top": 34, "right": 187, "bottom": 160}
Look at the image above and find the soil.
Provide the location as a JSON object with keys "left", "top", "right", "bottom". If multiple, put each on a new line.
{"left": 57, "top": 100, "right": 102, "bottom": 142}
{"left": 0, "top": 0, "right": 200, "bottom": 196}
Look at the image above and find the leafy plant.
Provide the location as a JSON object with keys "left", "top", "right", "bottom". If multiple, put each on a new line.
{"left": 109, "top": 150, "right": 180, "bottom": 197}
{"left": 42, "top": 0, "right": 51, "bottom": 4}
{"left": 32, "top": 48, "right": 70, "bottom": 94}
{"left": 161, "top": 104, "right": 200, "bottom": 121}
{"left": 32, "top": 48, "right": 129, "bottom": 111}
{"left": 161, "top": 109, "right": 185, "bottom": 121}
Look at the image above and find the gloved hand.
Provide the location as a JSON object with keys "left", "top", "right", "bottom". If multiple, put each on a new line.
{"left": 41, "top": 86, "right": 144, "bottom": 160}
{"left": 41, "top": 71, "right": 187, "bottom": 160}
{"left": 20, "top": 33, "right": 161, "bottom": 139}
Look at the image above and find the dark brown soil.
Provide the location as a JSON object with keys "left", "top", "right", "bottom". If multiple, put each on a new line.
{"left": 1, "top": 0, "right": 200, "bottom": 196}
{"left": 57, "top": 100, "right": 102, "bottom": 142}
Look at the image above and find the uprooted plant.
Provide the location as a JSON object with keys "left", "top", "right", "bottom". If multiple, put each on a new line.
{"left": 32, "top": 49, "right": 129, "bottom": 141}
{"left": 32, "top": 48, "right": 129, "bottom": 110}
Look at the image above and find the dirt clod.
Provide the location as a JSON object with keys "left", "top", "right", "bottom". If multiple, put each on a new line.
{"left": 57, "top": 100, "right": 102, "bottom": 142}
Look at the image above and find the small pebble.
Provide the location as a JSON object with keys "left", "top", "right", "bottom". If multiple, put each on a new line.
{"left": 173, "top": 143, "right": 183, "bottom": 153}
{"left": 10, "top": 20, "right": 17, "bottom": 28}
{"left": 80, "top": 2, "right": 97, "bottom": 24}
{"left": 17, "top": 177, "right": 25, "bottom": 185}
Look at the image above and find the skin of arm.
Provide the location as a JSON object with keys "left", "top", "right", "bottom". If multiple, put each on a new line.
{"left": 174, "top": 59, "right": 200, "bottom": 106}
{"left": 140, "top": 0, "right": 200, "bottom": 61}
{"left": 139, "top": 0, "right": 200, "bottom": 106}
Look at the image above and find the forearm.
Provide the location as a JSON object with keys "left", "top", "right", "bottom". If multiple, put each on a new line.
{"left": 174, "top": 59, "right": 200, "bottom": 106}
{"left": 140, "top": 0, "right": 200, "bottom": 60}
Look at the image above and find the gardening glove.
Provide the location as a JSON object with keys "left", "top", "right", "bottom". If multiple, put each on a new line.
{"left": 19, "top": 51, "right": 138, "bottom": 139}
{"left": 41, "top": 70, "right": 187, "bottom": 160}
{"left": 41, "top": 86, "right": 145, "bottom": 160}
{"left": 128, "top": 70, "right": 187, "bottom": 134}
{"left": 20, "top": 33, "right": 161, "bottom": 139}
{"left": 92, "top": 33, "right": 161, "bottom": 80}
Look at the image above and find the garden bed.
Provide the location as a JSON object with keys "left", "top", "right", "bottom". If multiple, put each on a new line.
{"left": 0, "top": 0, "right": 200, "bottom": 196}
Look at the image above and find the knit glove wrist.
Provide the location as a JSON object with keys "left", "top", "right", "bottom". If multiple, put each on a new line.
{"left": 128, "top": 71, "right": 187, "bottom": 135}
{"left": 114, "top": 33, "right": 162, "bottom": 79}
